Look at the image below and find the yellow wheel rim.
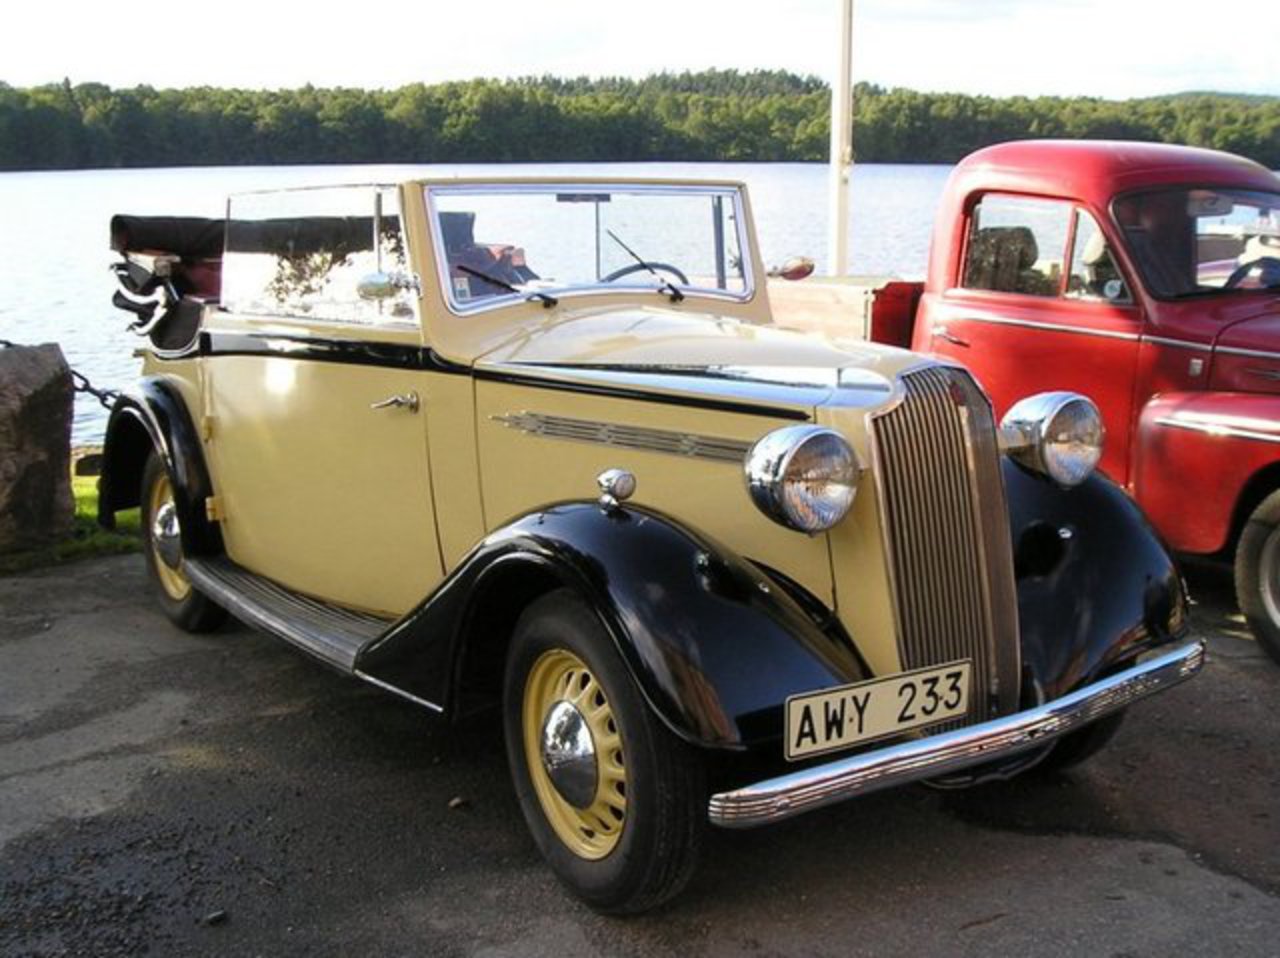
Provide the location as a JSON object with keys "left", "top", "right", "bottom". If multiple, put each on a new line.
{"left": 148, "top": 472, "right": 191, "bottom": 602}
{"left": 522, "top": 649, "right": 627, "bottom": 860}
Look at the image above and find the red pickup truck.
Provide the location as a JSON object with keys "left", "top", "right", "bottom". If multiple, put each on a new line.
{"left": 858, "top": 140, "right": 1280, "bottom": 662}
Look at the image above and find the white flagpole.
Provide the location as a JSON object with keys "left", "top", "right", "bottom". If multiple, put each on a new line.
{"left": 828, "top": 0, "right": 854, "bottom": 276}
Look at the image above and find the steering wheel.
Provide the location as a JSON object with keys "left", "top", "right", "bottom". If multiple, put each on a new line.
{"left": 601, "top": 262, "right": 690, "bottom": 285}
{"left": 1224, "top": 256, "right": 1280, "bottom": 289}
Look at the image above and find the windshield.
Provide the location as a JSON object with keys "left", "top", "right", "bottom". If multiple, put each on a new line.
{"left": 426, "top": 184, "right": 751, "bottom": 311}
{"left": 1114, "top": 187, "right": 1280, "bottom": 298}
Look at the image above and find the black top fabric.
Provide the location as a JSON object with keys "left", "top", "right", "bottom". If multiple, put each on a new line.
{"left": 110, "top": 216, "right": 226, "bottom": 257}
{"left": 111, "top": 214, "right": 402, "bottom": 258}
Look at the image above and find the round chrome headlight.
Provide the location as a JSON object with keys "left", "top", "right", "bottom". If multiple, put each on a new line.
{"left": 745, "top": 425, "right": 860, "bottom": 533}
{"left": 1000, "top": 392, "right": 1105, "bottom": 487}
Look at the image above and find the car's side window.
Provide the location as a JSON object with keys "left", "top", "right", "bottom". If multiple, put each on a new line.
{"left": 1065, "top": 209, "right": 1132, "bottom": 303}
{"left": 222, "top": 186, "right": 416, "bottom": 326}
{"left": 962, "top": 194, "right": 1070, "bottom": 297}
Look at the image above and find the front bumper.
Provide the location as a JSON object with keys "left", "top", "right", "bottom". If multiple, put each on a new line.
{"left": 708, "top": 640, "right": 1205, "bottom": 828}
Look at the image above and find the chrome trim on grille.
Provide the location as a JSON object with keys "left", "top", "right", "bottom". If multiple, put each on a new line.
{"left": 492, "top": 411, "right": 752, "bottom": 463}
{"left": 867, "top": 365, "right": 1020, "bottom": 723}
{"left": 708, "top": 641, "right": 1205, "bottom": 828}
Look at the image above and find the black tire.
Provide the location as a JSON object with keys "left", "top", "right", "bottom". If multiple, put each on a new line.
{"left": 1033, "top": 710, "right": 1125, "bottom": 774}
{"left": 140, "top": 452, "right": 227, "bottom": 633}
{"left": 502, "top": 589, "right": 705, "bottom": 914}
{"left": 1235, "top": 489, "right": 1280, "bottom": 666}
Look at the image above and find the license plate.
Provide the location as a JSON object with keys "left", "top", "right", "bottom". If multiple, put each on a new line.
{"left": 785, "top": 660, "right": 972, "bottom": 761}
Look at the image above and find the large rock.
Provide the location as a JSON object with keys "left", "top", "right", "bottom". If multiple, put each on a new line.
{"left": 0, "top": 344, "right": 75, "bottom": 553}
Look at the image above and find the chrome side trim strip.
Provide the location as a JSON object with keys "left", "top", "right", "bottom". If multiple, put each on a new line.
{"left": 493, "top": 411, "right": 752, "bottom": 463}
{"left": 708, "top": 641, "right": 1205, "bottom": 828}
{"left": 1155, "top": 416, "right": 1280, "bottom": 445}
{"left": 1216, "top": 344, "right": 1280, "bottom": 362}
{"left": 1145, "top": 336, "right": 1212, "bottom": 352}
{"left": 960, "top": 314, "right": 1140, "bottom": 342}
{"left": 354, "top": 670, "right": 444, "bottom": 713}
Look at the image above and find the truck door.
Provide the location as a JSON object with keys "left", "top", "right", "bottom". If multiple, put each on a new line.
{"left": 919, "top": 194, "right": 1141, "bottom": 484}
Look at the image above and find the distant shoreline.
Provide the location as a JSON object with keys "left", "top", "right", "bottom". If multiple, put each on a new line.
{"left": 2, "top": 70, "right": 1277, "bottom": 171}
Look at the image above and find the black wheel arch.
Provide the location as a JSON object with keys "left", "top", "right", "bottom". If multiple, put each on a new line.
{"left": 99, "top": 376, "right": 223, "bottom": 556}
{"left": 355, "top": 502, "right": 868, "bottom": 752}
{"left": 1003, "top": 460, "right": 1188, "bottom": 702}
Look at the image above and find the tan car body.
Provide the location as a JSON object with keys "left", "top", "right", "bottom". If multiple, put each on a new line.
{"left": 103, "top": 175, "right": 1200, "bottom": 911}
{"left": 156, "top": 178, "right": 922, "bottom": 676}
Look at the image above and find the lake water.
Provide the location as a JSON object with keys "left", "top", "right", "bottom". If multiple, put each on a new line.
{"left": 0, "top": 162, "right": 952, "bottom": 443}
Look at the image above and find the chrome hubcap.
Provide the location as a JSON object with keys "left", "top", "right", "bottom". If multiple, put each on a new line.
{"left": 540, "top": 700, "right": 598, "bottom": 809}
{"left": 152, "top": 501, "right": 182, "bottom": 570}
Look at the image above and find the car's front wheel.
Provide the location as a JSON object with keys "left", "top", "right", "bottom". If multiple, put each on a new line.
{"left": 503, "top": 589, "right": 704, "bottom": 914}
{"left": 140, "top": 452, "right": 227, "bottom": 633}
{"left": 1235, "top": 489, "right": 1280, "bottom": 666}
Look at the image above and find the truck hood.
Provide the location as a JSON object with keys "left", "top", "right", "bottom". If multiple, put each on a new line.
{"left": 1213, "top": 298, "right": 1280, "bottom": 354}
{"left": 474, "top": 304, "right": 920, "bottom": 413}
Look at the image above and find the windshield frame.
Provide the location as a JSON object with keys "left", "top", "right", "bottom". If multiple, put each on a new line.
{"left": 424, "top": 181, "right": 757, "bottom": 317}
{"left": 1110, "top": 185, "right": 1280, "bottom": 302}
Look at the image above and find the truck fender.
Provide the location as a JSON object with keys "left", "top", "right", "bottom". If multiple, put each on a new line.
{"left": 355, "top": 502, "right": 868, "bottom": 751}
{"left": 1132, "top": 392, "right": 1280, "bottom": 555}
{"left": 1003, "top": 460, "right": 1186, "bottom": 703}
{"left": 98, "top": 376, "right": 223, "bottom": 556}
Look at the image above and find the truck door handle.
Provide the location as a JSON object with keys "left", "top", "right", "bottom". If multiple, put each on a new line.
{"left": 933, "top": 325, "right": 970, "bottom": 348}
{"left": 370, "top": 391, "right": 420, "bottom": 413}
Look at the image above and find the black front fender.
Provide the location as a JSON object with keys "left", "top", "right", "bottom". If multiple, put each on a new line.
{"left": 356, "top": 503, "right": 867, "bottom": 751}
{"left": 99, "top": 376, "right": 222, "bottom": 555}
{"left": 1005, "top": 461, "right": 1186, "bottom": 703}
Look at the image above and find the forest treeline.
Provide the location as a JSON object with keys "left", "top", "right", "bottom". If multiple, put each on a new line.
{"left": 2, "top": 70, "right": 1278, "bottom": 171}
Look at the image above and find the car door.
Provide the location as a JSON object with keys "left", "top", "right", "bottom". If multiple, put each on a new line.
{"left": 200, "top": 185, "right": 443, "bottom": 617}
{"left": 922, "top": 194, "right": 1142, "bottom": 484}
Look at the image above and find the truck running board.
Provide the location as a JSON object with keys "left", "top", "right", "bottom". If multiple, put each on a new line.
{"left": 184, "top": 557, "right": 391, "bottom": 672}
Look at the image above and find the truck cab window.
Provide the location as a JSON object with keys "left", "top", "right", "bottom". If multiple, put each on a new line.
{"left": 962, "top": 195, "right": 1069, "bottom": 297}
{"left": 1066, "top": 210, "right": 1130, "bottom": 303}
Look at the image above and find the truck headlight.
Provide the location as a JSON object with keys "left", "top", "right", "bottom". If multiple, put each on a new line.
{"left": 1000, "top": 392, "right": 1105, "bottom": 487}
{"left": 745, "top": 425, "right": 860, "bottom": 533}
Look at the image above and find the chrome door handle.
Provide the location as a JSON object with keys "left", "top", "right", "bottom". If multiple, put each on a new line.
{"left": 933, "top": 325, "right": 970, "bottom": 348}
{"left": 370, "top": 391, "right": 420, "bottom": 413}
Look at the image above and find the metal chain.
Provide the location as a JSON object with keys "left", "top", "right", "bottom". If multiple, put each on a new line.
{"left": 0, "top": 339, "right": 120, "bottom": 410}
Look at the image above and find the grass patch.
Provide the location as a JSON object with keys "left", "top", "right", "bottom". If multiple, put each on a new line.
{"left": 0, "top": 476, "right": 140, "bottom": 575}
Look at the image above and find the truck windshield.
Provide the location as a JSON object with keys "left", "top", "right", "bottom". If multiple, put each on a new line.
{"left": 425, "top": 184, "right": 750, "bottom": 312}
{"left": 1114, "top": 188, "right": 1280, "bottom": 298}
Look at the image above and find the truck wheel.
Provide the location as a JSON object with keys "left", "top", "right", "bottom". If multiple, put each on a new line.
{"left": 140, "top": 452, "right": 227, "bottom": 633}
{"left": 1235, "top": 490, "right": 1280, "bottom": 666}
{"left": 503, "top": 589, "right": 705, "bottom": 914}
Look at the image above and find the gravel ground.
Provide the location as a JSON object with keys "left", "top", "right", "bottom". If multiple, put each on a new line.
{"left": 0, "top": 556, "right": 1276, "bottom": 957}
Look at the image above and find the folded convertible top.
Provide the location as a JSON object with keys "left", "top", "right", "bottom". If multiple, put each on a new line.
{"left": 110, "top": 214, "right": 401, "bottom": 258}
{"left": 110, "top": 215, "right": 226, "bottom": 258}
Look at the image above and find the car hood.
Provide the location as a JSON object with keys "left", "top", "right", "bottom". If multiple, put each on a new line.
{"left": 474, "top": 304, "right": 921, "bottom": 413}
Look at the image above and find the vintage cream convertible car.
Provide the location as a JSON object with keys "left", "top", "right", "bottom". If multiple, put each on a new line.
{"left": 100, "top": 179, "right": 1204, "bottom": 912}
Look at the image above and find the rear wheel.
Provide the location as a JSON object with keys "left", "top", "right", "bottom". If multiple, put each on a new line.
{"left": 1235, "top": 489, "right": 1280, "bottom": 666}
{"left": 503, "top": 589, "right": 704, "bottom": 914}
{"left": 140, "top": 452, "right": 227, "bottom": 633}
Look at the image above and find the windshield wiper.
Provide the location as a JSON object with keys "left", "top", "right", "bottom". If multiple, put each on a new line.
{"left": 456, "top": 264, "right": 558, "bottom": 308}
{"left": 605, "top": 229, "right": 685, "bottom": 303}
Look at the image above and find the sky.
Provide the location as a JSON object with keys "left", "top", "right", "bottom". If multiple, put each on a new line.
{"left": 5, "top": 0, "right": 1277, "bottom": 99}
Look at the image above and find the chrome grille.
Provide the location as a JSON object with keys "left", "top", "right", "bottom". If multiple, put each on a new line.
{"left": 870, "top": 365, "right": 1020, "bottom": 722}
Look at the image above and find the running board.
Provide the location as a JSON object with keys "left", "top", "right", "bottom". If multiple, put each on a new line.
{"left": 184, "top": 557, "right": 391, "bottom": 671}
